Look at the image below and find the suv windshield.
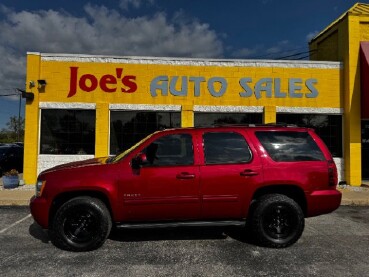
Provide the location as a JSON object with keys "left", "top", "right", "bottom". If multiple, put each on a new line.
{"left": 108, "top": 133, "right": 154, "bottom": 163}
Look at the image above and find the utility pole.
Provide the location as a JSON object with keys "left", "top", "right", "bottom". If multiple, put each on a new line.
{"left": 18, "top": 91, "right": 21, "bottom": 141}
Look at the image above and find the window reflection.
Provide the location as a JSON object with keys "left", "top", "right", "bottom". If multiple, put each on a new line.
{"left": 277, "top": 114, "right": 342, "bottom": 157}
{"left": 110, "top": 111, "right": 181, "bottom": 155}
{"left": 143, "top": 134, "right": 193, "bottom": 166}
{"left": 203, "top": 132, "right": 252, "bottom": 164}
{"left": 194, "top": 113, "right": 262, "bottom": 127}
{"left": 40, "top": 109, "right": 96, "bottom": 155}
{"left": 256, "top": 131, "right": 325, "bottom": 162}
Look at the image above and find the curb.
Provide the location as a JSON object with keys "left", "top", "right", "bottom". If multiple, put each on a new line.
{"left": 0, "top": 186, "right": 34, "bottom": 206}
{"left": 0, "top": 200, "right": 31, "bottom": 206}
{"left": 337, "top": 186, "right": 369, "bottom": 206}
{"left": 341, "top": 200, "right": 369, "bottom": 206}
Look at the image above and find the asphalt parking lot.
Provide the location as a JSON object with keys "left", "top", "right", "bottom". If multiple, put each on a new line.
{"left": 0, "top": 206, "right": 368, "bottom": 277}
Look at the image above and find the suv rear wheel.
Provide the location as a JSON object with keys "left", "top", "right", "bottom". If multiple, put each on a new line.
{"left": 251, "top": 194, "right": 304, "bottom": 248}
{"left": 49, "top": 197, "right": 112, "bottom": 252}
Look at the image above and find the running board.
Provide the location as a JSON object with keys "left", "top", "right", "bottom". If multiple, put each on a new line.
{"left": 116, "top": 220, "right": 245, "bottom": 229}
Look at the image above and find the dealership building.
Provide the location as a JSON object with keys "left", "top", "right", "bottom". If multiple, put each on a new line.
{"left": 23, "top": 3, "right": 369, "bottom": 186}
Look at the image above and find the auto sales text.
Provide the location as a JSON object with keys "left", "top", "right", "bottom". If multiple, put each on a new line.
{"left": 67, "top": 67, "right": 318, "bottom": 99}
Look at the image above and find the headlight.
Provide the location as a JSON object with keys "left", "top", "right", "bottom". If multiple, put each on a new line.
{"left": 36, "top": 180, "right": 46, "bottom": 197}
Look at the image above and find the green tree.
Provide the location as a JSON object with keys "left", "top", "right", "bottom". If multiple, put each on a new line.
{"left": 0, "top": 116, "right": 25, "bottom": 143}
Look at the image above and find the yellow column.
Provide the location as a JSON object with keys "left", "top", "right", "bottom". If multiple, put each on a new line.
{"left": 23, "top": 53, "right": 41, "bottom": 185}
{"left": 263, "top": 106, "right": 276, "bottom": 124}
{"left": 95, "top": 102, "right": 110, "bottom": 157}
{"left": 344, "top": 15, "right": 362, "bottom": 186}
{"left": 181, "top": 105, "right": 194, "bottom": 127}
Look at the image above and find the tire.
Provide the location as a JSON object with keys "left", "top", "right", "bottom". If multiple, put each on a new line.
{"left": 49, "top": 197, "right": 112, "bottom": 252}
{"left": 250, "top": 194, "right": 304, "bottom": 248}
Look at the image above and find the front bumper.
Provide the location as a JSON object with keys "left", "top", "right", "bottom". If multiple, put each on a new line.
{"left": 306, "top": 189, "right": 342, "bottom": 217}
{"left": 30, "top": 195, "right": 50, "bottom": 229}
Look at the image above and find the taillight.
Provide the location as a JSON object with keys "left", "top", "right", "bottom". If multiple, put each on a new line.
{"left": 328, "top": 160, "right": 338, "bottom": 186}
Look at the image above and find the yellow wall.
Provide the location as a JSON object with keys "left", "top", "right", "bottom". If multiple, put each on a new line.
{"left": 24, "top": 54, "right": 342, "bottom": 185}
{"left": 313, "top": 31, "right": 340, "bottom": 61}
{"left": 24, "top": 54, "right": 41, "bottom": 185}
{"left": 309, "top": 5, "right": 369, "bottom": 186}
{"left": 344, "top": 15, "right": 364, "bottom": 187}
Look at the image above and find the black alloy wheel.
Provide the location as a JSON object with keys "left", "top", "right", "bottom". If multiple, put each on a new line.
{"left": 262, "top": 203, "right": 297, "bottom": 240}
{"left": 63, "top": 208, "right": 100, "bottom": 245}
{"left": 251, "top": 194, "right": 305, "bottom": 248}
{"left": 49, "top": 197, "right": 112, "bottom": 252}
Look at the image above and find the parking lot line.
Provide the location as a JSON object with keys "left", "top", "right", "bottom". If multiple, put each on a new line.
{"left": 0, "top": 214, "right": 32, "bottom": 234}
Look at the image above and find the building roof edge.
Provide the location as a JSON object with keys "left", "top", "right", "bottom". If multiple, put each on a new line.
{"left": 309, "top": 3, "right": 369, "bottom": 44}
{"left": 34, "top": 52, "right": 343, "bottom": 69}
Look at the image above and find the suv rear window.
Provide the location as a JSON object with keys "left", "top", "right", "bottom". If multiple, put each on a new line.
{"left": 255, "top": 131, "right": 325, "bottom": 162}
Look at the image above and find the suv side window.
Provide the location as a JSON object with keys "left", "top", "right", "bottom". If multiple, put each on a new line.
{"left": 143, "top": 134, "right": 193, "bottom": 166}
{"left": 255, "top": 131, "right": 325, "bottom": 162}
{"left": 203, "top": 132, "right": 252, "bottom": 164}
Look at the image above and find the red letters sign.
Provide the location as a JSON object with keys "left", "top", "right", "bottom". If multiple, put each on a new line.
{"left": 68, "top": 67, "right": 137, "bottom": 98}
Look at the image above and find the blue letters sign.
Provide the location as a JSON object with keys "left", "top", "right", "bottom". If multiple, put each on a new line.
{"left": 150, "top": 76, "right": 318, "bottom": 99}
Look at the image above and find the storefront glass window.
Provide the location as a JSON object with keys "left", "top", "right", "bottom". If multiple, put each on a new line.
{"left": 110, "top": 111, "right": 181, "bottom": 155}
{"left": 276, "top": 114, "right": 343, "bottom": 157}
{"left": 40, "top": 109, "right": 96, "bottom": 155}
{"left": 194, "top": 113, "right": 262, "bottom": 127}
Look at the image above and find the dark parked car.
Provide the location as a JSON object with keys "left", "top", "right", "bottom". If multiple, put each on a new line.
{"left": 0, "top": 144, "right": 24, "bottom": 176}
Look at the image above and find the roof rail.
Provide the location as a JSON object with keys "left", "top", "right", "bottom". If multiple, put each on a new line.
{"left": 265, "top": 122, "right": 298, "bottom": 127}
{"left": 212, "top": 122, "right": 298, "bottom": 128}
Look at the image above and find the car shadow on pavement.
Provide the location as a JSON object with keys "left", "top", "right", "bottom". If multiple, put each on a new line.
{"left": 29, "top": 222, "right": 50, "bottom": 244}
{"left": 109, "top": 226, "right": 256, "bottom": 245}
{"left": 28, "top": 222, "right": 257, "bottom": 247}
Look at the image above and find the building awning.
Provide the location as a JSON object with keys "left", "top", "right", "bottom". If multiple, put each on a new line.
{"left": 360, "top": 42, "right": 369, "bottom": 119}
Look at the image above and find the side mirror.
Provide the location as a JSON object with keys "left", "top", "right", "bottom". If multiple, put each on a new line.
{"left": 131, "top": 153, "right": 148, "bottom": 169}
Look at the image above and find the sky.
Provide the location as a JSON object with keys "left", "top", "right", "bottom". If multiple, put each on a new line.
{"left": 0, "top": 0, "right": 365, "bottom": 130}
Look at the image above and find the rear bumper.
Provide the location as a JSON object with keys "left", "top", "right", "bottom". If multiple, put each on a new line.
{"left": 306, "top": 189, "right": 342, "bottom": 217}
{"left": 30, "top": 195, "right": 50, "bottom": 229}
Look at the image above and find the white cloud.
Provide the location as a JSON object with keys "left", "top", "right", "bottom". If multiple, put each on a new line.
{"left": 119, "top": 0, "right": 142, "bottom": 10}
{"left": 119, "top": 0, "right": 155, "bottom": 10}
{"left": 0, "top": 4, "right": 223, "bottom": 90}
{"left": 231, "top": 47, "right": 259, "bottom": 58}
{"left": 232, "top": 40, "right": 310, "bottom": 60}
{"left": 266, "top": 40, "right": 290, "bottom": 55}
{"left": 306, "top": 31, "right": 319, "bottom": 42}
{"left": 230, "top": 40, "right": 308, "bottom": 60}
{"left": 230, "top": 41, "right": 289, "bottom": 59}
{"left": 0, "top": 45, "right": 25, "bottom": 91}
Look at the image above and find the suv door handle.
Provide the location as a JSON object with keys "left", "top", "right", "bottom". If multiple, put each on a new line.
{"left": 176, "top": 172, "right": 195, "bottom": 179}
{"left": 240, "top": 170, "right": 259, "bottom": 177}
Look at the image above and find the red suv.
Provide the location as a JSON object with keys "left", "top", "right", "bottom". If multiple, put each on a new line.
{"left": 30, "top": 125, "right": 342, "bottom": 251}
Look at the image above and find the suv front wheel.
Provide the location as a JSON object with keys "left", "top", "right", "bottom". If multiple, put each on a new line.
{"left": 251, "top": 194, "right": 304, "bottom": 248}
{"left": 49, "top": 196, "right": 112, "bottom": 252}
